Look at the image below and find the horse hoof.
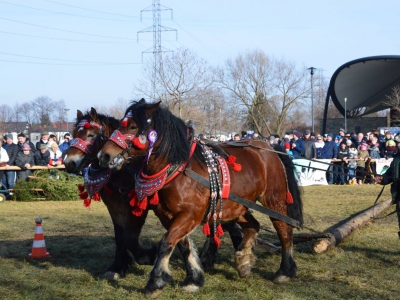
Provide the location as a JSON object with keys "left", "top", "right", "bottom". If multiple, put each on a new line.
{"left": 237, "top": 263, "right": 252, "bottom": 278}
{"left": 104, "top": 271, "right": 120, "bottom": 281}
{"left": 273, "top": 275, "right": 291, "bottom": 284}
{"left": 182, "top": 284, "right": 200, "bottom": 292}
{"left": 146, "top": 289, "right": 163, "bottom": 299}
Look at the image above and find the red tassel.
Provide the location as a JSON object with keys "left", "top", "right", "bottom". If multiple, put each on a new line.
{"left": 132, "top": 207, "right": 143, "bottom": 216}
{"left": 77, "top": 184, "right": 85, "bottom": 193}
{"left": 84, "top": 123, "right": 91, "bottom": 129}
{"left": 232, "top": 163, "right": 242, "bottom": 172}
{"left": 226, "top": 155, "right": 236, "bottom": 164}
{"left": 138, "top": 197, "right": 148, "bottom": 210}
{"left": 103, "top": 185, "right": 113, "bottom": 195}
{"left": 213, "top": 235, "right": 221, "bottom": 248}
{"left": 202, "top": 223, "right": 211, "bottom": 236}
{"left": 121, "top": 119, "right": 128, "bottom": 128}
{"left": 79, "top": 191, "right": 88, "bottom": 199}
{"left": 129, "top": 195, "right": 138, "bottom": 207}
{"left": 92, "top": 192, "right": 101, "bottom": 201}
{"left": 133, "top": 137, "right": 146, "bottom": 149}
{"left": 216, "top": 223, "right": 224, "bottom": 237}
{"left": 149, "top": 192, "right": 159, "bottom": 205}
{"left": 286, "top": 191, "right": 294, "bottom": 204}
{"left": 83, "top": 198, "right": 91, "bottom": 208}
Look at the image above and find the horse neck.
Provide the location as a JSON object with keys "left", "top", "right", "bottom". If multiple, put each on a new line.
{"left": 141, "top": 153, "right": 170, "bottom": 176}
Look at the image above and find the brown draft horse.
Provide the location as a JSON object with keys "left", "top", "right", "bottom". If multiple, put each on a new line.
{"left": 63, "top": 108, "right": 158, "bottom": 280}
{"left": 99, "top": 100, "right": 304, "bottom": 296}
{"left": 63, "top": 107, "right": 240, "bottom": 280}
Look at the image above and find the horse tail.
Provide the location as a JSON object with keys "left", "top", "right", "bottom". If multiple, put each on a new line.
{"left": 272, "top": 144, "right": 304, "bottom": 227}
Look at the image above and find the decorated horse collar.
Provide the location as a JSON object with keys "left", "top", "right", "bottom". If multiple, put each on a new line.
{"left": 84, "top": 166, "right": 111, "bottom": 198}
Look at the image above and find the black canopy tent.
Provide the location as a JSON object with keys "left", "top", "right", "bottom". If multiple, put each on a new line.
{"left": 322, "top": 55, "right": 400, "bottom": 134}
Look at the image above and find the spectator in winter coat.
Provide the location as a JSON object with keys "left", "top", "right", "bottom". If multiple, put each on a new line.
{"left": 16, "top": 143, "right": 35, "bottom": 181}
{"left": 36, "top": 132, "right": 49, "bottom": 151}
{"left": 314, "top": 135, "right": 325, "bottom": 159}
{"left": 2, "top": 133, "right": 19, "bottom": 192}
{"left": 48, "top": 143, "right": 63, "bottom": 167}
{"left": 302, "top": 130, "right": 316, "bottom": 159}
{"left": 0, "top": 138, "right": 10, "bottom": 188}
{"left": 335, "top": 141, "right": 349, "bottom": 185}
{"left": 17, "top": 133, "right": 36, "bottom": 154}
{"left": 290, "top": 131, "right": 305, "bottom": 158}
{"left": 322, "top": 133, "right": 338, "bottom": 185}
{"left": 356, "top": 142, "right": 370, "bottom": 185}
{"left": 34, "top": 144, "right": 50, "bottom": 166}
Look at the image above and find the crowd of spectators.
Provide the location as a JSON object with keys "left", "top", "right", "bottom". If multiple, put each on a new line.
{"left": 0, "top": 131, "right": 71, "bottom": 196}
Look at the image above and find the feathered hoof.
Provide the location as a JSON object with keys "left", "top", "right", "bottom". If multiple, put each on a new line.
{"left": 235, "top": 249, "right": 255, "bottom": 278}
{"left": 182, "top": 284, "right": 200, "bottom": 293}
{"left": 273, "top": 274, "right": 291, "bottom": 284}
{"left": 146, "top": 289, "right": 163, "bottom": 299}
{"left": 104, "top": 271, "right": 120, "bottom": 281}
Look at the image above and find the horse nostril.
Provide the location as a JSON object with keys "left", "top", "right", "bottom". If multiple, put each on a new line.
{"left": 65, "top": 161, "right": 76, "bottom": 173}
{"left": 100, "top": 153, "right": 110, "bottom": 166}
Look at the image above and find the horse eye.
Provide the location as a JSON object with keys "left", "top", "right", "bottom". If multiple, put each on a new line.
{"left": 87, "top": 133, "right": 95, "bottom": 138}
{"left": 130, "top": 125, "right": 137, "bottom": 130}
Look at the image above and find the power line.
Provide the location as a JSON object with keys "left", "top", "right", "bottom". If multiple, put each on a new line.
{"left": 0, "top": 0, "right": 141, "bottom": 22}
{"left": 43, "top": 0, "right": 144, "bottom": 19}
{"left": 0, "top": 16, "right": 137, "bottom": 40}
{"left": 0, "top": 51, "right": 141, "bottom": 65}
{"left": 0, "top": 30, "right": 135, "bottom": 43}
{"left": 0, "top": 59, "right": 138, "bottom": 66}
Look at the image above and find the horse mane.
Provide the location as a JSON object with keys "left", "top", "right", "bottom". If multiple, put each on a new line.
{"left": 126, "top": 100, "right": 190, "bottom": 165}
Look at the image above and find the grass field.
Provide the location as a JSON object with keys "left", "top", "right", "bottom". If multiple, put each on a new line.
{"left": 0, "top": 185, "right": 399, "bottom": 300}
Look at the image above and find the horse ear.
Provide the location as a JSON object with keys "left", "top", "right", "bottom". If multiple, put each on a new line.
{"left": 77, "top": 110, "right": 83, "bottom": 119}
{"left": 139, "top": 98, "right": 146, "bottom": 104}
{"left": 90, "top": 107, "right": 98, "bottom": 122}
{"left": 145, "top": 101, "right": 161, "bottom": 118}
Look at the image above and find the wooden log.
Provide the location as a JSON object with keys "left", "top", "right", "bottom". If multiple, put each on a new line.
{"left": 0, "top": 165, "right": 65, "bottom": 171}
{"left": 313, "top": 199, "right": 393, "bottom": 253}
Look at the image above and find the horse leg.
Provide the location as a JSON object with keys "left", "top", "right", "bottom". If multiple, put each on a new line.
{"left": 104, "top": 223, "right": 132, "bottom": 281}
{"left": 177, "top": 236, "right": 205, "bottom": 291}
{"left": 234, "top": 212, "right": 259, "bottom": 278}
{"left": 271, "top": 220, "right": 296, "bottom": 284}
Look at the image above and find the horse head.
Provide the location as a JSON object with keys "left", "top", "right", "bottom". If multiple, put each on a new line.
{"left": 64, "top": 107, "right": 119, "bottom": 174}
{"left": 99, "top": 99, "right": 191, "bottom": 171}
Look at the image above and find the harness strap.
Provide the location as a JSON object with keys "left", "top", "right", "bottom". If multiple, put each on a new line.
{"left": 184, "top": 168, "right": 301, "bottom": 229}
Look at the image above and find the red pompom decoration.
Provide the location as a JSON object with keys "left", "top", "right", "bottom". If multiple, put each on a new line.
{"left": 132, "top": 207, "right": 143, "bottom": 216}
{"left": 92, "top": 192, "right": 101, "bottom": 201}
{"left": 83, "top": 199, "right": 91, "bottom": 208}
{"left": 121, "top": 119, "right": 128, "bottom": 128}
{"left": 202, "top": 223, "right": 210, "bottom": 236}
{"left": 216, "top": 223, "right": 224, "bottom": 238}
{"left": 138, "top": 197, "right": 148, "bottom": 210}
{"left": 286, "top": 191, "right": 294, "bottom": 204}
{"left": 133, "top": 137, "right": 146, "bottom": 149}
{"left": 84, "top": 123, "right": 91, "bottom": 129}
{"left": 79, "top": 191, "right": 88, "bottom": 199}
{"left": 128, "top": 189, "right": 136, "bottom": 199}
{"left": 129, "top": 195, "right": 138, "bottom": 207}
{"left": 77, "top": 184, "right": 85, "bottom": 193}
{"left": 232, "top": 163, "right": 242, "bottom": 172}
{"left": 149, "top": 192, "right": 159, "bottom": 205}
{"left": 226, "top": 155, "right": 236, "bottom": 165}
{"left": 103, "top": 185, "right": 113, "bottom": 195}
{"left": 213, "top": 235, "right": 221, "bottom": 248}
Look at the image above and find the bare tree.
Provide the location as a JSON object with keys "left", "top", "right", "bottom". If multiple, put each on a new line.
{"left": 134, "top": 48, "right": 215, "bottom": 119}
{"left": 0, "top": 104, "right": 13, "bottom": 133}
{"left": 218, "top": 50, "right": 309, "bottom": 137}
{"left": 31, "top": 96, "right": 53, "bottom": 127}
{"left": 107, "top": 98, "right": 130, "bottom": 119}
{"left": 384, "top": 85, "right": 400, "bottom": 126}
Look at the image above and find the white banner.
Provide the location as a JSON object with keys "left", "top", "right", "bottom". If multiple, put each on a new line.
{"left": 375, "top": 158, "right": 392, "bottom": 175}
{"left": 293, "top": 159, "right": 331, "bottom": 186}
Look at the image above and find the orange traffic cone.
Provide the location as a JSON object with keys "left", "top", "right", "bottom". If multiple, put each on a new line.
{"left": 29, "top": 217, "right": 50, "bottom": 258}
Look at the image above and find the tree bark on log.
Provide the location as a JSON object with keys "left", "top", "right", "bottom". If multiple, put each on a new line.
{"left": 313, "top": 199, "right": 393, "bottom": 253}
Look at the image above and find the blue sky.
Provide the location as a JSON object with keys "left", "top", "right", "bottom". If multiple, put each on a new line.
{"left": 0, "top": 0, "right": 399, "bottom": 121}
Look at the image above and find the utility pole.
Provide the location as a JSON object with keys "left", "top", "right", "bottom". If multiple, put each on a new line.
{"left": 137, "top": 0, "right": 177, "bottom": 100}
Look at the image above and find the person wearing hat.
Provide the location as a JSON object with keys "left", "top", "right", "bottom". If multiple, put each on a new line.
{"left": 0, "top": 138, "right": 10, "bottom": 188}
{"left": 335, "top": 141, "right": 349, "bottom": 185}
{"left": 268, "top": 135, "right": 275, "bottom": 146}
{"left": 321, "top": 133, "right": 338, "bottom": 185}
{"left": 338, "top": 128, "right": 345, "bottom": 138}
{"left": 59, "top": 133, "right": 71, "bottom": 153}
{"left": 346, "top": 141, "right": 358, "bottom": 184}
{"left": 356, "top": 142, "right": 370, "bottom": 185}
{"left": 36, "top": 131, "right": 49, "bottom": 151}
{"left": 290, "top": 131, "right": 305, "bottom": 158}
{"left": 302, "top": 130, "right": 316, "bottom": 160}
{"left": 15, "top": 143, "right": 35, "bottom": 181}
{"left": 48, "top": 143, "right": 63, "bottom": 167}
{"left": 34, "top": 143, "right": 50, "bottom": 166}
{"left": 1, "top": 133, "right": 19, "bottom": 193}
{"left": 17, "top": 132, "right": 36, "bottom": 154}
